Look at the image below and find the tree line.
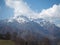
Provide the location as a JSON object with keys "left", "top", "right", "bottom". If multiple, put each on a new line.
{"left": 0, "top": 31, "right": 60, "bottom": 45}
{"left": 0, "top": 31, "right": 50, "bottom": 45}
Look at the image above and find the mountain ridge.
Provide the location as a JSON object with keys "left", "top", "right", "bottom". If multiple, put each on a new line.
{"left": 0, "top": 16, "right": 60, "bottom": 41}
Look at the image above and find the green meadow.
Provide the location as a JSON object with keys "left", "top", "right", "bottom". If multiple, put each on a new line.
{"left": 0, "top": 40, "right": 15, "bottom": 45}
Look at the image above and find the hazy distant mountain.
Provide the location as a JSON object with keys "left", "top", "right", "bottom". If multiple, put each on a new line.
{"left": 0, "top": 15, "right": 60, "bottom": 41}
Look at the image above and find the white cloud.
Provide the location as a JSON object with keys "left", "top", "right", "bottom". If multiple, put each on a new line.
{"left": 5, "top": 0, "right": 37, "bottom": 19}
{"left": 39, "top": 4, "right": 60, "bottom": 27}
{"left": 5, "top": 0, "right": 60, "bottom": 27}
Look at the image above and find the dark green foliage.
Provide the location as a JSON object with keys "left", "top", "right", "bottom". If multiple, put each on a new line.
{"left": 12, "top": 32, "right": 17, "bottom": 41}
{"left": 0, "top": 34, "right": 6, "bottom": 40}
{"left": 0, "top": 34, "right": 3, "bottom": 39}
{"left": 5, "top": 32, "right": 11, "bottom": 40}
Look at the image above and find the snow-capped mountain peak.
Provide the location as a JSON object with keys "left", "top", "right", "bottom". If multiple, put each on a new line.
{"left": 8, "top": 15, "right": 30, "bottom": 23}
{"left": 0, "top": 15, "right": 60, "bottom": 42}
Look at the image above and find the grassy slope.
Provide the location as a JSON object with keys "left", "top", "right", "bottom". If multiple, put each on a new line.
{"left": 0, "top": 40, "right": 15, "bottom": 45}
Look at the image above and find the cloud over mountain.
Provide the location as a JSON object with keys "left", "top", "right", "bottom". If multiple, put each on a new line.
{"left": 5, "top": 0, "right": 60, "bottom": 27}
{"left": 39, "top": 4, "right": 60, "bottom": 27}
{"left": 5, "top": 0, "right": 37, "bottom": 19}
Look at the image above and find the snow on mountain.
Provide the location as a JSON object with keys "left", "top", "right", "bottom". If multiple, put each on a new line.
{"left": 8, "top": 15, "right": 30, "bottom": 23}
{"left": 0, "top": 15, "right": 60, "bottom": 41}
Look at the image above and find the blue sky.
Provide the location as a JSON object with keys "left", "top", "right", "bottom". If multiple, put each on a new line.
{"left": 0, "top": 0, "right": 14, "bottom": 19}
{"left": 24, "top": 0, "right": 60, "bottom": 12}
{"left": 0, "top": 0, "right": 60, "bottom": 27}
{"left": 0, "top": 0, "right": 60, "bottom": 19}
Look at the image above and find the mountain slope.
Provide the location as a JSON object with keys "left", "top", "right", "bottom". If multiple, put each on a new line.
{"left": 0, "top": 17, "right": 60, "bottom": 41}
{"left": 0, "top": 15, "right": 60, "bottom": 42}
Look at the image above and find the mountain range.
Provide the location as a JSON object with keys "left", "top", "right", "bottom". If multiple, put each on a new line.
{"left": 0, "top": 15, "right": 60, "bottom": 44}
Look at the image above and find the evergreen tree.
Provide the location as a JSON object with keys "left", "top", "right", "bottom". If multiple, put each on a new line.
{"left": 5, "top": 32, "right": 11, "bottom": 40}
